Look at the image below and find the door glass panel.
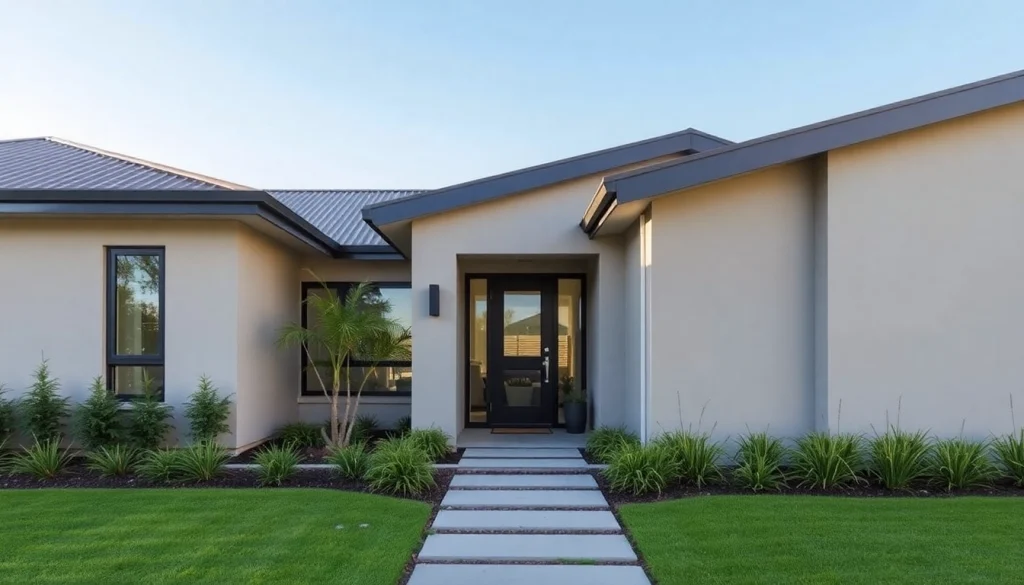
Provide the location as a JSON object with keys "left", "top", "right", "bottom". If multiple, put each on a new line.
{"left": 501, "top": 369, "right": 542, "bottom": 408}
{"left": 557, "top": 279, "right": 583, "bottom": 424}
{"left": 469, "top": 279, "right": 488, "bottom": 424}
{"left": 503, "top": 291, "right": 542, "bottom": 357}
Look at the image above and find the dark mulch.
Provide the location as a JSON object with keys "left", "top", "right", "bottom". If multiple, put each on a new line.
{"left": 230, "top": 438, "right": 464, "bottom": 465}
{"left": 579, "top": 448, "right": 601, "bottom": 464}
{"left": 593, "top": 471, "right": 1024, "bottom": 506}
{"left": 0, "top": 466, "right": 456, "bottom": 506}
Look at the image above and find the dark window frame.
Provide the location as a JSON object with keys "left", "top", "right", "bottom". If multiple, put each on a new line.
{"left": 300, "top": 281, "right": 412, "bottom": 397}
{"left": 106, "top": 246, "right": 166, "bottom": 401}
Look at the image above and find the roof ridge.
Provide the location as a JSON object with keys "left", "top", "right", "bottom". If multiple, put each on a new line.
{"left": 43, "top": 137, "right": 253, "bottom": 190}
{"left": 268, "top": 188, "right": 428, "bottom": 193}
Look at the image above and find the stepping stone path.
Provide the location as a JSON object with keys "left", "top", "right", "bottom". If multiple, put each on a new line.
{"left": 408, "top": 447, "right": 650, "bottom": 585}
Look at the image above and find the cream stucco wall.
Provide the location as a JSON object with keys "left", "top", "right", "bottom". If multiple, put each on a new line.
{"left": 235, "top": 227, "right": 299, "bottom": 449}
{"left": 294, "top": 258, "right": 412, "bottom": 428}
{"left": 0, "top": 219, "right": 240, "bottom": 446}
{"left": 649, "top": 163, "right": 816, "bottom": 441}
{"left": 410, "top": 167, "right": 655, "bottom": 439}
{"left": 826, "top": 102, "right": 1024, "bottom": 438}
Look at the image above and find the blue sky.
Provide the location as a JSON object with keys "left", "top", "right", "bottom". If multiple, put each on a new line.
{"left": 1, "top": 1, "right": 1022, "bottom": 189}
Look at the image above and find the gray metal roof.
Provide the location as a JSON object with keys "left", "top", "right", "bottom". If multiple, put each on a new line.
{"left": 590, "top": 68, "right": 1024, "bottom": 233}
{"left": 270, "top": 190, "right": 426, "bottom": 247}
{"left": 0, "top": 137, "right": 247, "bottom": 190}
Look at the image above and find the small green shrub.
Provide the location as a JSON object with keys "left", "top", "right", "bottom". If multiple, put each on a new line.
{"left": 603, "top": 443, "right": 679, "bottom": 495}
{"left": 993, "top": 430, "right": 1024, "bottom": 487}
{"left": 351, "top": 414, "right": 379, "bottom": 443}
{"left": 126, "top": 381, "right": 174, "bottom": 450}
{"left": 395, "top": 416, "right": 412, "bottom": 436}
{"left": 653, "top": 431, "right": 725, "bottom": 487}
{"left": 73, "top": 377, "right": 123, "bottom": 450}
{"left": 0, "top": 385, "right": 15, "bottom": 443}
{"left": 792, "top": 432, "right": 865, "bottom": 489}
{"left": 19, "top": 360, "right": 70, "bottom": 443}
{"left": 175, "top": 441, "right": 230, "bottom": 482}
{"left": 868, "top": 426, "right": 932, "bottom": 489}
{"left": 327, "top": 442, "right": 371, "bottom": 480}
{"left": 86, "top": 445, "right": 140, "bottom": 477}
{"left": 929, "top": 437, "right": 998, "bottom": 491}
{"left": 184, "top": 375, "right": 232, "bottom": 442}
{"left": 137, "top": 449, "right": 182, "bottom": 482}
{"left": 9, "top": 438, "right": 73, "bottom": 479}
{"left": 587, "top": 426, "right": 640, "bottom": 463}
{"left": 278, "top": 422, "right": 324, "bottom": 449}
{"left": 254, "top": 443, "right": 301, "bottom": 486}
{"left": 733, "top": 432, "right": 787, "bottom": 491}
{"left": 364, "top": 438, "right": 435, "bottom": 495}
{"left": 407, "top": 428, "right": 451, "bottom": 461}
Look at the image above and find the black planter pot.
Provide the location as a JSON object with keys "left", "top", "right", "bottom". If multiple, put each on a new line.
{"left": 564, "top": 401, "right": 588, "bottom": 434}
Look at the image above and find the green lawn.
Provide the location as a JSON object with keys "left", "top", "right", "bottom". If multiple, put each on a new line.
{"left": 619, "top": 496, "right": 1024, "bottom": 585}
{"left": 0, "top": 489, "right": 431, "bottom": 585}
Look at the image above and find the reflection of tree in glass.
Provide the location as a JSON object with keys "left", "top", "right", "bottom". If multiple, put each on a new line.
{"left": 115, "top": 255, "right": 160, "bottom": 355}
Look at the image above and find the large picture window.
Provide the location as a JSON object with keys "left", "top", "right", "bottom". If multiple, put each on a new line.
{"left": 301, "top": 282, "right": 412, "bottom": 396}
{"left": 106, "top": 247, "right": 165, "bottom": 400}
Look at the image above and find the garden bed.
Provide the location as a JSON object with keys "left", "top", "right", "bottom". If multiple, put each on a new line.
{"left": 229, "top": 438, "right": 464, "bottom": 464}
{"left": 594, "top": 470, "right": 1024, "bottom": 504}
{"left": 1, "top": 466, "right": 455, "bottom": 505}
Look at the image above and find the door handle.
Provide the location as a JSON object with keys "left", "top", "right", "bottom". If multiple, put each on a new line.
{"left": 542, "top": 355, "right": 550, "bottom": 383}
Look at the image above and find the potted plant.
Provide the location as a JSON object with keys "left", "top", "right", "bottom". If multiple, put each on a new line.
{"left": 561, "top": 376, "right": 587, "bottom": 434}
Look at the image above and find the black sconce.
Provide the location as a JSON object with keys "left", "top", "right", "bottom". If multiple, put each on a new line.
{"left": 428, "top": 284, "right": 440, "bottom": 317}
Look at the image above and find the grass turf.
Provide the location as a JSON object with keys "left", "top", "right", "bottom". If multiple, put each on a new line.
{"left": 619, "top": 496, "right": 1024, "bottom": 585}
{"left": 0, "top": 489, "right": 430, "bottom": 585}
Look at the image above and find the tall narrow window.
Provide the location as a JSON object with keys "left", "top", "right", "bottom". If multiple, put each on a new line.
{"left": 107, "top": 248, "right": 165, "bottom": 400}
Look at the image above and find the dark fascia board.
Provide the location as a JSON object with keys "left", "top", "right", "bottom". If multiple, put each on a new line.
{"left": 361, "top": 128, "right": 732, "bottom": 228}
{"left": 0, "top": 189, "right": 396, "bottom": 258}
{"left": 592, "top": 68, "right": 1024, "bottom": 223}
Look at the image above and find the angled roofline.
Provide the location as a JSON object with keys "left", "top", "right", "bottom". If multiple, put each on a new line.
{"left": 583, "top": 68, "right": 1024, "bottom": 235}
{"left": 361, "top": 127, "right": 731, "bottom": 228}
{"left": 0, "top": 189, "right": 391, "bottom": 258}
{"left": 44, "top": 137, "right": 254, "bottom": 190}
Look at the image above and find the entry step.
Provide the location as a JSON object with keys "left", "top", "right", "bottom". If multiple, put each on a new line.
{"left": 458, "top": 458, "right": 589, "bottom": 469}
{"left": 417, "top": 533, "right": 638, "bottom": 562}
{"left": 462, "top": 448, "right": 582, "bottom": 459}
{"left": 432, "top": 509, "right": 620, "bottom": 532}
{"left": 441, "top": 489, "right": 608, "bottom": 509}
{"left": 408, "top": 564, "right": 650, "bottom": 585}
{"left": 450, "top": 474, "right": 597, "bottom": 489}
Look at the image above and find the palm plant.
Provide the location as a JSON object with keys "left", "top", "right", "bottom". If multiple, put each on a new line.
{"left": 278, "top": 275, "right": 411, "bottom": 447}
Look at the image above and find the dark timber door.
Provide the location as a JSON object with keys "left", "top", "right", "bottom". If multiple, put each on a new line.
{"left": 486, "top": 276, "right": 558, "bottom": 426}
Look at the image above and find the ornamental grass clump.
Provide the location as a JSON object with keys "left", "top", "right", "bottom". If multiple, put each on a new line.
{"left": 254, "top": 443, "right": 302, "bottom": 486}
{"left": 733, "top": 431, "right": 787, "bottom": 492}
{"left": 137, "top": 448, "right": 182, "bottom": 482}
{"left": 351, "top": 414, "right": 379, "bottom": 444}
{"left": 175, "top": 441, "right": 230, "bottom": 482}
{"left": 364, "top": 437, "right": 435, "bottom": 495}
{"left": 792, "top": 432, "right": 865, "bottom": 489}
{"left": 603, "top": 443, "right": 679, "bottom": 495}
{"left": 868, "top": 426, "right": 932, "bottom": 490}
{"left": 586, "top": 426, "right": 640, "bottom": 463}
{"left": 653, "top": 430, "right": 725, "bottom": 487}
{"left": 929, "top": 437, "right": 998, "bottom": 491}
{"left": 328, "top": 442, "right": 371, "bottom": 480}
{"left": 992, "top": 430, "right": 1024, "bottom": 487}
{"left": 9, "top": 438, "right": 73, "bottom": 479}
{"left": 86, "top": 445, "right": 140, "bottom": 477}
{"left": 406, "top": 428, "right": 451, "bottom": 462}
{"left": 277, "top": 422, "right": 324, "bottom": 449}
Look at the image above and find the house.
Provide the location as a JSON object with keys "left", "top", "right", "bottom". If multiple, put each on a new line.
{"left": 2, "top": 68, "right": 1024, "bottom": 450}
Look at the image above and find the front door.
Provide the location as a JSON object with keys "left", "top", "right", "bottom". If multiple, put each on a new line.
{"left": 486, "top": 276, "right": 558, "bottom": 426}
